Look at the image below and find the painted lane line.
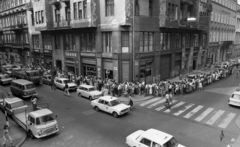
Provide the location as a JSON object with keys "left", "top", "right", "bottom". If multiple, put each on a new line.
{"left": 147, "top": 98, "right": 165, "bottom": 109}
{"left": 164, "top": 101, "right": 185, "bottom": 113}
{"left": 140, "top": 98, "right": 160, "bottom": 107}
{"left": 205, "top": 110, "right": 225, "bottom": 125}
{"left": 155, "top": 100, "right": 178, "bottom": 111}
{"left": 194, "top": 107, "right": 214, "bottom": 122}
{"left": 183, "top": 105, "right": 204, "bottom": 119}
{"left": 173, "top": 103, "right": 195, "bottom": 116}
{"left": 218, "top": 113, "right": 236, "bottom": 129}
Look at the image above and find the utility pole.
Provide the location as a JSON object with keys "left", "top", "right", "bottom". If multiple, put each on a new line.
{"left": 132, "top": 0, "right": 135, "bottom": 82}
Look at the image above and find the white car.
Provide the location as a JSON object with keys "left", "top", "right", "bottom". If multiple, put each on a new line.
{"left": 54, "top": 77, "right": 77, "bottom": 91}
{"left": 126, "top": 129, "right": 185, "bottom": 147}
{"left": 77, "top": 85, "right": 102, "bottom": 100}
{"left": 91, "top": 96, "right": 130, "bottom": 118}
{"left": 228, "top": 90, "right": 240, "bottom": 107}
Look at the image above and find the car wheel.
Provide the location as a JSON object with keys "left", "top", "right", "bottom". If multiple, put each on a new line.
{"left": 78, "top": 93, "right": 82, "bottom": 97}
{"left": 113, "top": 112, "right": 118, "bottom": 118}
{"left": 89, "top": 96, "right": 93, "bottom": 101}
{"left": 28, "top": 130, "right": 35, "bottom": 139}
{"left": 94, "top": 106, "right": 99, "bottom": 111}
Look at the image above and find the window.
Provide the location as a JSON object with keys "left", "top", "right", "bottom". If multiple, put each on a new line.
{"left": 65, "top": 7, "right": 70, "bottom": 21}
{"left": 83, "top": 0, "right": 87, "bottom": 18}
{"left": 176, "top": 33, "right": 182, "bottom": 49}
{"left": 43, "top": 34, "right": 52, "bottom": 50}
{"left": 140, "top": 138, "right": 151, "bottom": 146}
{"left": 73, "top": 3, "right": 77, "bottom": 20}
{"left": 140, "top": 32, "right": 154, "bottom": 52}
{"left": 193, "top": 34, "right": 199, "bottom": 47}
{"left": 38, "top": 11, "right": 41, "bottom": 23}
{"left": 55, "top": 35, "right": 60, "bottom": 49}
{"left": 186, "top": 33, "right": 190, "bottom": 48}
{"left": 121, "top": 32, "right": 129, "bottom": 53}
{"left": 80, "top": 33, "right": 95, "bottom": 52}
{"left": 35, "top": 12, "right": 38, "bottom": 24}
{"left": 203, "top": 34, "right": 207, "bottom": 46}
{"left": 98, "top": 99, "right": 105, "bottom": 104}
{"left": 65, "top": 34, "right": 75, "bottom": 50}
{"left": 135, "top": 0, "right": 139, "bottom": 16}
{"left": 105, "top": 0, "right": 114, "bottom": 16}
{"left": 160, "top": 33, "right": 169, "bottom": 50}
{"left": 31, "top": 13, "right": 34, "bottom": 26}
{"left": 55, "top": 9, "right": 60, "bottom": 22}
{"left": 102, "top": 32, "right": 112, "bottom": 52}
{"left": 41, "top": 10, "right": 44, "bottom": 23}
{"left": 32, "top": 35, "right": 40, "bottom": 49}
{"left": 149, "top": 0, "right": 153, "bottom": 16}
{"left": 78, "top": 1, "right": 82, "bottom": 19}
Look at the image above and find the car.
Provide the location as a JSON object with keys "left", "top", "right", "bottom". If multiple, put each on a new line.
{"left": 228, "top": 89, "right": 240, "bottom": 107}
{"left": 54, "top": 77, "right": 77, "bottom": 91}
{"left": 126, "top": 128, "right": 185, "bottom": 147}
{"left": 42, "top": 74, "right": 52, "bottom": 85}
{"left": 0, "top": 97, "right": 28, "bottom": 116}
{"left": 77, "top": 85, "right": 102, "bottom": 100}
{"left": 91, "top": 96, "right": 130, "bottom": 118}
{"left": 0, "top": 74, "right": 13, "bottom": 85}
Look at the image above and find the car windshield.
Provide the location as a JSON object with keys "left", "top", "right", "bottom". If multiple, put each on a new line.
{"left": 25, "top": 84, "right": 35, "bottom": 89}
{"left": 37, "top": 114, "right": 54, "bottom": 125}
{"left": 11, "top": 101, "right": 24, "bottom": 109}
{"left": 89, "top": 87, "right": 95, "bottom": 91}
{"left": 232, "top": 94, "right": 240, "bottom": 100}
{"left": 163, "top": 137, "right": 179, "bottom": 147}
{"left": 110, "top": 99, "right": 121, "bottom": 106}
{"left": 63, "top": 80, "right": 71, "bottom": 83}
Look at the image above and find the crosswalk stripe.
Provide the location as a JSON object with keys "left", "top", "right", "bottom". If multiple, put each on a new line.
{"left": 164, "top": 101, "right": 185, "bottom": 113}
{"left": 173, "top": 103, "right": 195, "bottom": 116}
{"left": 218, "top": 113, "right": 236, "bottom": 129}
{"left": 155, "top": 100, "right": 178, "bottom": 111}
{"left": 205, "top": 110, "right": 225, "bottom": 125}
{"left": 194, "top": 107, "right": 214, "bottom": 122}
{"left": 140, "top": 98, "right": 160, "bottom": 107}
{"left": 147, "top": 98, "right": 165, "bottom": 109}
{"left": 183, "top": 105, "right": 204, "bottom": 119}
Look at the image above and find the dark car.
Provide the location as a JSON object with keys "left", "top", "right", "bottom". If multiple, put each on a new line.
{"left": 42, "top": 75, "right": 52, "bottom": 85}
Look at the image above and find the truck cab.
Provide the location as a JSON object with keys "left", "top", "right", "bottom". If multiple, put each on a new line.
{"left": 26, "top": 109, "right": 59, "bottom": 138}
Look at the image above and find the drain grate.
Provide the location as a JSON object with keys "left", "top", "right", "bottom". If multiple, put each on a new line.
{"left": 82, "top": 109, "right": 96, "bottom": 115}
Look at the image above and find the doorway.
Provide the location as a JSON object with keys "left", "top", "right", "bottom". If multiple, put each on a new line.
{"left": 56, "top": 60, "right": 62, "bottom": 71}
{"left": 193, "top": 60, "right": 196, "bottom": 70}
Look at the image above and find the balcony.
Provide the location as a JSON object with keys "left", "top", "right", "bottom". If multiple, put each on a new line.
{"left": 49, "top": 0, "right": 61, "bottom": 9}
{"left": 54, "top": 19, "right": 71, "bottom": 29}
{"left": 60, "top": 0, "right": 70, "bottom": 6}
{"left": 180, "top": 0, "right": 194, "bottom": 5}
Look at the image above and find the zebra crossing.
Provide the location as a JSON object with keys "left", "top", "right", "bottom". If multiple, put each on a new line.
{"left": 139, "top": 97, "right": 237, "bottom": 129}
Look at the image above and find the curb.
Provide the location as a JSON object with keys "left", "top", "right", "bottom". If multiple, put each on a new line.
{"left": 119, "top": 96, "right": 155, "bottom": 102}
{"left": 16, "top": 131, "right": 27, "bottom": 147}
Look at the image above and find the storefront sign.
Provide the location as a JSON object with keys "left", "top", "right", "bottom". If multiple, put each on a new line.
{"left": 65, "top": 52, "right": 77, "bottom": 58}
{"left": 81, "top": 52, "right": 95, "bottom": 57}
{"left": 44, "top": 50, "right": 52, "bottom": 53}
{"left": 34, "top": 49, "right": 40, "bottom": 52}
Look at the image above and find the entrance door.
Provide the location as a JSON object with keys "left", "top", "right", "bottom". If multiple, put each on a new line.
{"left": 56, "top": 60, "right": 62, "bottom": 71}
{"left": 193, "top": 60, "right": 196, "bottom": 70}
{"left": 160, "top": 55, "right": 171, "bottom": 80}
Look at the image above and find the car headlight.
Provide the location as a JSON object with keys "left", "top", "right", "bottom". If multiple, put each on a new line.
{"left": 38, "top": 131, "right": 42, "bottom": 135}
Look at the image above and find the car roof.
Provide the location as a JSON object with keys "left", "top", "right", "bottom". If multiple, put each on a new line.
{"left": 100, "top": 96, "right": 118, "bottom": 101}
{"left": 12, "top": 79, "right": 33, "bottom": 85}
{"left": 233, "top": 91, "right": 240, "bottom": 95}
{"left": 79, "top": 84, "right": 94, "bottom": 88}
{"left": 30, "top": 108, "right": 53, "bottom": 118}
{"left": 4, "top": 97, "right": 23, "bottom": 104}
{"left": 142, "top": 129, "right": 172, "bottom": 145}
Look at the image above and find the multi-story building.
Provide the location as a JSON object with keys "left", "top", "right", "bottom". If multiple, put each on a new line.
{"left": 208, "top": 0, "right": 237, "bottom": 64}
{"left": 29, "top": 0, "right": 212, "bottom": 83}
{"left": 234, "top": 3, "right": 240, "bottom": 58}
{"left": 0, "top": 0, "right": 31, "bottom": 65}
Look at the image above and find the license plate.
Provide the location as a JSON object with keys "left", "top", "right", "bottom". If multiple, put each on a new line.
{"left": 45, "top": 128, "right": 54, "bottom": 133}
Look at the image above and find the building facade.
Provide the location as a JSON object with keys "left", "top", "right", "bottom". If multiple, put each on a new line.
{"left": 0, "top": 0, "right": 31, "bottom": 65}
{"left": 208, "top": 0, "right": 237, "bottom": 65}
{"left": 234, "top": 3, "right": 240, "bottom": 58}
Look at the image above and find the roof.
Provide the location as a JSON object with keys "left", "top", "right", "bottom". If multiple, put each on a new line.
{"left": 4, "top": 97, "right": 23, "bottom": 104}
{"left": 30, "top": 109, "right": 53, "bottom": 118}
{"left": 79, "top": 84, "right": 94, "bottom": 88}
{"left": 142, "top": 129, "right": 172, "bottom": 145}
{"left": 12, "top": 79, "right": 33, "bottom": 85}
{"left": 100, "top": 96, "right": 118, "bottom": 101}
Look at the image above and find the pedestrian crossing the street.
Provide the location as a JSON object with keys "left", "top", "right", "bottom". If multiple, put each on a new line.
{"left": 139, "top": 98, "right": 237, "bottom": 129}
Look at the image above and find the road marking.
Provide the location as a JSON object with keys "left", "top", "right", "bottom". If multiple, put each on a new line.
{"left": 147, "top": 98, "right": 165, "bottom": 109}
{"left": 164, "top": 101, "right": 185, "bottom": 113}
{"left": 218, "top": 113, "right": 236, "bottom": 129}
{"left": 173, "top": 103, "right": 195, "bottom": 116}
{"left": 205, "top": 110, "right": 225, "bottom": 125}
{"left": 155, "top": 100, "right": 177, "bottom": 111}
{"left": 183, "top": 105, "right": 204, "bottom": 119}
{"left": 140, "top": 98, "right": 160, "bottom": 106}
{"left": 194, "top": 107, "right": 214, "bottom": 122}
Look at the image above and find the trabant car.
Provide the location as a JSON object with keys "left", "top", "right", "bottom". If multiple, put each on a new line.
{"left": 228, "top": 89, "right": 240, "bottom": 107}
{"left": 77, "top": 85, "right": 102, "bottom": 100}
{"left": 0, "top": 74, "right": 14, "bottom": 85}
{"left": 54, "top": 77, "right": 77, "bottom": 91}
{"left": 0, "top": 97, "right": 27, "bottom": 116}
{"left": 91, "top": 96, "right": 130, "bottom": 118}
{"left": 126, "top": 128, "right": 185, "bottom": 147}
{"left": 42, "top": 74, "right": 52, "bottom": 85}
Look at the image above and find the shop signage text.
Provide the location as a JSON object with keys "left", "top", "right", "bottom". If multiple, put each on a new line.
{"left": 81, "top": 52, "right": 95, "bottom": 57}
{"left": 65, "top": 52, "right": 77, "bottom": 57}
{"left": 44, "top": 50, "right": 52, "bottom": 53}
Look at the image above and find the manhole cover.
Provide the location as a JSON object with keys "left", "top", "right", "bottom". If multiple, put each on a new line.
{"left": 82, "top": 109, "right": 96, "bottom": 115}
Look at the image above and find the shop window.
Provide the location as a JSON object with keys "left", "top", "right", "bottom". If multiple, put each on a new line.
{"left": 193, "top": 34, "right": 199, "bottom": 47}
{"left": 104, "top": 69, "right": 113, "bottom": 79}
{"left": 43, "top": 34, "right": 52, "bottom": 50}
{"left": 139, "top": 60, "right": 152, "bottom": 83}
{"left": 83, "top": 65, "right": 96, "bottom": 77}
{"left": 176, "top": 33, "right": 182, "bottom": 49}
{"left": 121, "top": 32, "right": 129, "bottom": 53}
{"left": 102, "top": 32, "right": 112, "bottom": 52}
{"left": 80, "top": 33, "right": 95, "bottom": 52}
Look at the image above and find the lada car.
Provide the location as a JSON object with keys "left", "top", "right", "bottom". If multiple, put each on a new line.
{"left": 91, "top": 96, "right": 130, "bottom": 118}
{"left": 54, "top": 77, "right": 77, "bottom": 91}
{"left": 228, "top": 89, "right": 240, "bottom": 107}
{"left": 126, "top": 128, "right": 185, "bottom": 147}
{"left": 77, "top": 85, "right": 102, "bottom": 100}
{"left": 0, "top": 97, "right": 28, "bottom": 116}
{"left": 0, "top": 74, "right": 14, "bottom": 85}
{"left": 42, "top": 74, "right": 52, "bottom": 85}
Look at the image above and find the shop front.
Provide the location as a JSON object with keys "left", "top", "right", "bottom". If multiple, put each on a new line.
{"left": 81, "top": 52, "right": 97, "bottom": 77}
{"left": 139, "top": 59, "right": 153, "bottom": 83}
{"left": 65, "top": 51, "right": 79, "bottom": 75}
{"left": 33, "top": 49, "right": 42, "bottom": 66}
{"left": 103, "top": 59, "right": 113, "bottom": 79}
{"left": 43, "top": 50, "right": 53, "bottom": 69}
{"left": 10, "top": 49, "right": 21, "bottom": 64}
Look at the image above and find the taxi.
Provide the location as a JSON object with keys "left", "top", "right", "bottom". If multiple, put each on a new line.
{"left": 91, "top": 96, "right": 130, "bottom": 118}
{"left": 126, "top": 128, "right": 185, "bottom": 147}
{"left": 228, "top": 89, "right": 240, "bottom": 107}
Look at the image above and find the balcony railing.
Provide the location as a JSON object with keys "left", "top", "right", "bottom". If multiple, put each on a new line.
{"left": 54, "top": 19, "right": 71, "bottom": 28}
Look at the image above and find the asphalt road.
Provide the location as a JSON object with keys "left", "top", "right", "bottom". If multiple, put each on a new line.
{"left": 1, "top": 73, "right": 240, "bottom": 147}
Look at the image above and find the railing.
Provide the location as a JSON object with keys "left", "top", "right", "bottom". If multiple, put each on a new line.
{"left": 54, "top": 18, "right": 71, "bottom": 28}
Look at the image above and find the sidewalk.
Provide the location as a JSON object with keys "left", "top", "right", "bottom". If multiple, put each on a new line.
{"left": 108, "top": 94, "right": 155, "bottom": 102}
{"left": 0, "top": 113, "right": 27, "bottom": 147}
{"left": 232, "top": 115, "right": 240, "bottom": 147}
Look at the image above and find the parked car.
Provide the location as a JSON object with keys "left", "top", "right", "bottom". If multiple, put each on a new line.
{"left": 228, "top": 89, "right": 240, "bottom": 107}
{"left": 77, "top": 85, "right": 102, "bottom": 100}
{"left": 42, "top": 74, "right": 52, "bottom": 85}
{"left": 0, "top": 74, "right": 14, "bottom": 85}
{"left": 54, "top": 77, "right": 77, "bottom": 91}
{"left": 126, "top": 128, "right": 185, "bottom": 147}
{"left": 91, "top": 96, "right": 130, "bottom": 118}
